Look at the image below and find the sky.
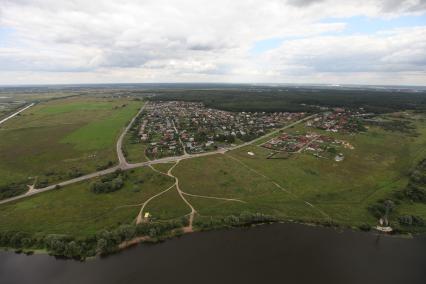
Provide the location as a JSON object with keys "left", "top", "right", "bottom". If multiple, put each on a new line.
{"left": 0, "top": 0, "right": 425, "bottom": 85}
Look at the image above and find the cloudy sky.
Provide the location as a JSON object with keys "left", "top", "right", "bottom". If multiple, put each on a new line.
{"left": 0, "top": 0, "right": 425, "bottom": 85}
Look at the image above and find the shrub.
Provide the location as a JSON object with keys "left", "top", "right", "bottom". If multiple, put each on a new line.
{"left": 91, "top": 175, "right": 125, "bottom": 194}
{"left": 0, "top": 183, "right": 27, "bottom": 200}
{"left": 398, "top": 215, "right": 425, "bottom": 226}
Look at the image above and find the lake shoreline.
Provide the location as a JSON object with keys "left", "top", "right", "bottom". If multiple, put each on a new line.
{"left": 1, "top": 221, "right": 426, "bottom": 284}
{"left": 1, "top": 218, "right": 421, "bottom": 261}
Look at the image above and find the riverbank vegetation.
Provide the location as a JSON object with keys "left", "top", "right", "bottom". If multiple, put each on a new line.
{"left": 0, "top": 218, "right": 186, "bottom": 260}
{"left": 371, "top": 158, "right": 426, "bottom": 233}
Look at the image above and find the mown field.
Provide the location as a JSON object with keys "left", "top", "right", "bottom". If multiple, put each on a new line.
{"left": 0, "top": 96, "right": 143, "bottom": 194}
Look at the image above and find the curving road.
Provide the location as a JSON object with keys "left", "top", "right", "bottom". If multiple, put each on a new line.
{"left": 117, "top": 102, "right": 148, "bottom": 168}
{"left": 0, "top": 107, "right": 316, "bottom": 205}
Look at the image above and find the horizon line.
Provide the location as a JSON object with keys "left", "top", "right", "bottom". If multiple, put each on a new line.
{"left": 1, "top": 82, "right": 425, "bottom": 88}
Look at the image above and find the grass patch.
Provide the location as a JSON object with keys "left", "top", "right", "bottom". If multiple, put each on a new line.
{"left": 144, "top": 186, "right": 190, "bottom": 220}
{"left": 0, "top": 97, "right": 143, "bottom": 191}
{"left": 0, "top": 167, "right": 174, "bottom": 237}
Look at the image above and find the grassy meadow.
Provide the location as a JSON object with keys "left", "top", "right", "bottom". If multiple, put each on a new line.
{"left": 172, "top": 112, "right": 426, "bottom": 229}
{"left": 0, "top": 96, "right": 143, "bottom": 190}
{"left": 0, "top": 167, "right": 174, "bottom": 237}
{"left": 0, "top": 108, "right": 425, "bottom": 241}
{"left": 123, "top": 133, "right": 149, "bottom": 163}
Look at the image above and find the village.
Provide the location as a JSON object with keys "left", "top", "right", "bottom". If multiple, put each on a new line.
{"left": 261, "top": 132, "right": 354, "bottom": 161}
{"left": 305, "top": 107, "right": 367, "bottom": 133}
{"left": 138, "top": 101, "right": 305, "bottom": 158}
{"left": 262, "top": 108, "right": 360, "bottom": 161}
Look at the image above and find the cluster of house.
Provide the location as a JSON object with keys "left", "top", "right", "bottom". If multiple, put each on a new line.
{"left": 138, "top": 101, "right": 305, "bottom": 155}
{"left": 262, "top": 131, "right": 354, "bottom": 161}
{"left": 141, "top": 103, "right": 184, "bottom": 159}
{"left": 305, "top": 108, "right": 365, "bottom": 133}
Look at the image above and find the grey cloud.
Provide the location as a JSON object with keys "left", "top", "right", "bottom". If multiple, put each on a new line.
{"left": 380, "top": 0, "right": 426, "bottom": 12}
{"left": 286, "top": 0, "right": 326, "bottom": 7}
{"left": 263, "top": 27, "right": 426, "bottom": 75}
{"left": 1, "top": 0, "right": 425, "bottom": 85}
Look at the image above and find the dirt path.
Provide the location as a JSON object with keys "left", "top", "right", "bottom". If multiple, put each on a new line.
{"left": 135, "top": 161, "right": 180, "bottom": 224}
{"left": 181, "top": 192, "right": 246, "bottom": 203}
{"left": 134, "top": 159, "right": 201, "bottom": 232}
{"left": 143, "top": 161, "right": 245, "bottom": 231}
{"left": 136, "top": 183, "right": 176, "bottom": 224}
{"left": 174, "top": 172, "right": 197, "bottom": 232}
{"left": 152, "top": 159, "right": 197, "bottom": 232}
{"left": 26, "top": 178, "right": 38, "bottom": 195}
{"left": 226, "top": 154, "right": 331, "bottom": 220}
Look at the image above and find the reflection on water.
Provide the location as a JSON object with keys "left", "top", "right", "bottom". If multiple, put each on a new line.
{"left": 0, "top": 223, "right": 425, "bottom": 284}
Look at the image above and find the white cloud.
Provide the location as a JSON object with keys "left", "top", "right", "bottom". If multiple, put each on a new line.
{"left": 0, "top": 0, "right": 425, "bottom": 85}
{"left": 261, "top": 27, "right": 426, "bottom": 73}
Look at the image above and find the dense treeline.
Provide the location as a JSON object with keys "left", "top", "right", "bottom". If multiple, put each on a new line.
{"left": 0, "top": 212, "right": 288, "bottom": 260}
{"left": 194, "top": 212, "right": 278, "bottom": 230}
{"left": 401, "top": 159, "right": 426, "bottom": 202}
{"left": 0, "top": 219, "right": 186, "bottom": 260}
{"left": 148, "top": 87, "right": 426, "bottom": 113}
{"left": 367, "top": 159, "right": 426, "bottom": 229}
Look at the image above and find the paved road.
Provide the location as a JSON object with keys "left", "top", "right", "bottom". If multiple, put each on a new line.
{"left": 0, "top": 103, "right": 35, "bottom": 126}
{"left": 0, "top": 166, "right": 120, "bottom": 205}
{"left": 117, "top": 102, "right": 148, "bottom": 168}
{"left": 0, "top": 110, "right": 316, "bottom": 205}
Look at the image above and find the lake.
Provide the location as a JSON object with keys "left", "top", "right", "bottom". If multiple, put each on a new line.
{"left": 0, "top": 223, "right": 425, "bottom": 284}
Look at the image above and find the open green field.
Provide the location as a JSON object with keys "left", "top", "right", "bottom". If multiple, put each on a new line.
{"left": 174, "top": 154, "right": 325, "bottom": 221}
{"left": 0, "top": 167, "right": 174, "bottom": 237}
{"left": 0, "top": 96, "right": 143, "bottom": 191}
{"left": 123, "top": 133, "right": 149, "bottom": 163}
{"left": 172, "top": 112, "right": 426, "bottom": 229}
{"left": 0, "top": 109, "right": 425, "bottom": 247}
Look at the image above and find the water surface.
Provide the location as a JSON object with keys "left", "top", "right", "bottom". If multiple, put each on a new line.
{"left": 0, "top": 223, "right": 425, "bottom": 284}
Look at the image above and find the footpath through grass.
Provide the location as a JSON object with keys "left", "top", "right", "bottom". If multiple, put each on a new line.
{"left": 0, "top": 167, "right": 174, "bottom": 237}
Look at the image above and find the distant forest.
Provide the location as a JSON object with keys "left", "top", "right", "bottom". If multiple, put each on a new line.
{"left": 148, "top": 87, "right": 426, "bottom": 113}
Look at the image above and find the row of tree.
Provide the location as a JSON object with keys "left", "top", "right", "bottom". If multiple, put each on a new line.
{"left": 0, "top": 212, "right": 287, "bottom": 260}
{"left": 194, "top": 212, "right": 278, "bottom": 230}
{"left": 0, "top": 218, "right": 186, "bottom": 260}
